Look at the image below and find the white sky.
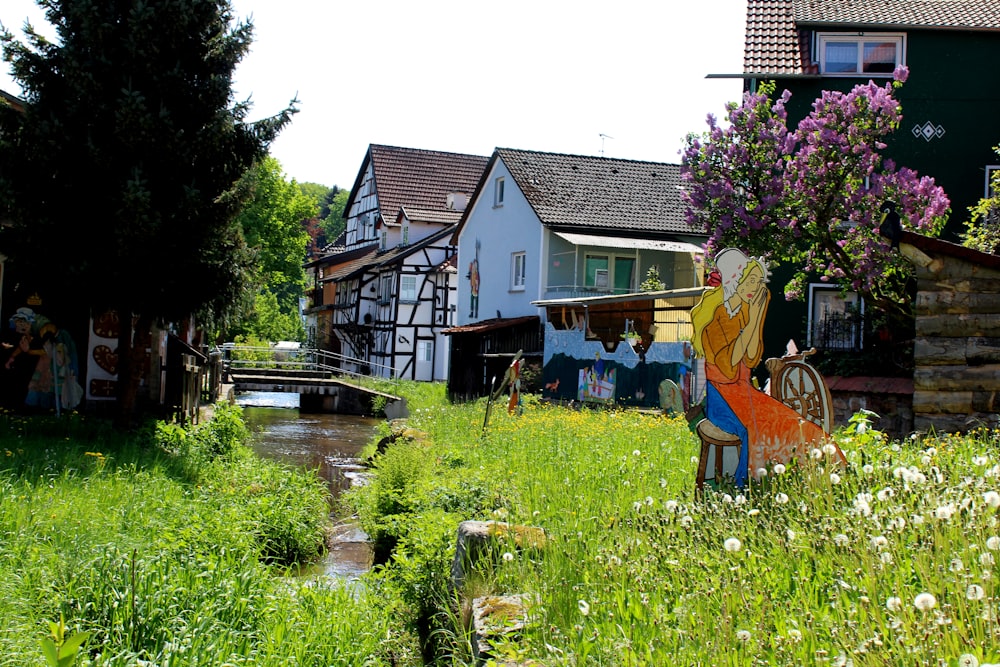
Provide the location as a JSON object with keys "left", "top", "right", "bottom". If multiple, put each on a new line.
{"left": 1, "top": 0, "right": 748, "bottom": 189}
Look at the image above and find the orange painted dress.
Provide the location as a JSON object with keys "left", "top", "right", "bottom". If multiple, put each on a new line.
{"left": 702, "top": 302, "right": 845, "bottom": 485}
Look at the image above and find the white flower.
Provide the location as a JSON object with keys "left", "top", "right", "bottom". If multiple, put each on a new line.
{"left": 981, "top": 552, "right": 995, "bottom": 567}
{"left": 967, "top": 584, "right": 986, "bottom": 601}
{"left": 632, "top": 449, "right": 641, "bottom": 457}
{"left": 823, "top": 443, "right": 838, "bottom": 456}
{"left": 862, "top": 464, "right": 874, "bottom": 474}
{"left": 987, "top": 536, "right": 1000, "bottom": 551}
{"left": 921, "top": 455, "right": 932, "bottom": 466}
{"left": 680, "top": 515, "right": 693, "bottom": 527}
{"left": 690, "top": 456, "right": 699, "bottom": 465}
{"left": 724, "top": 537, "right": 742, "bottom": 553}
{"left": 886, "top": 596, "right": 903, "bottom": 612}
{"left": 926, "top": 447, "right": 937, "bottom": 456}
{"left": 645, "top": 496, "right": 654, "bottom": 506}
{"left": 659, "top": 478, "right": 668, "bottom": 488}
{"left": 578, "top": 599, "right": 590, "bottom": 616}
{"left": 502, "top": 551, "right": 514, "bottom": 562}
{"left": 722, "top": 494, "right": 734, "bottom": 504}
{"left": 877, "top": 487, "right": 895, "bottom": 502}
{"left": 914, "top": 592, "right": 937, "bottom": 611}
{"left": 984, "top": 491, "right": 1000, "bottom": 508}
{"left": 870, "top": 535, "right": 888, "bottom": 550}
{"left": 958, "top": 654, "right": 980, "bottom": 667}
{"left": 830, "top": 472, "right": 842, "bottom": 485}
{"left": 787, "top": 628, "right": 802, "bottom": 642}
{"left": 773, "top": 463, "right": 786, "bottom": 475}
{"left": 911, "top": 513, "right": 925, "bottom": 525}
{"left": 934, "top": 504, "right": 955, "bottom": 520}
{"left": 665, "top": 500, "right": 678, "bottom": 512}
{"left": 757, "top": 467, "right": 768, "bottom": 478}
{"left": 880, "top": 552, "right": 893, "bottom": 564}
{"left": 748, "top": 508, "right": 760, "bottom": 517}
{"left": 775, "top": 492, "right": 789, "bottom": 505}
{"left": 736, "top": 629, "right": 751, "bottom": 642}
{"left": 633, "top": 501, "right": 643, "bottom": 512}
{"left": 734, "top": 494, "right": 747, "bottom": 506}
{"left": 786, "top": 529, "right": 796, "bottom": 541}
{"left": 833, "top": 534, "right": 849, "bottom": 547}
{"left": 810, "top": 448, "right": 823, "bottom": 460}
{"left": 950, "top": 558, "right": 965, "bottom": 573}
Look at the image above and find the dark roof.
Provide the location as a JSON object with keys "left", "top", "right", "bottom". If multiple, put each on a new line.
{"left": 441, "top": 315, "right": 539, "bottom": 335}
{"left": 313, "top": 244, "right": 380, "bottom": 281}
{"left": 899, "top": 230, "right": 1000, "bottom": 271}
{"left": 456, "top": 148, "right": 688, "bottom": 241}
{"left": 0, "top": 89, "right": 25, "bottom": 113}
{"left": 398, "top": 207, "right": 463, "bottom": 226}
{"left": 345, "top": 144, "right": 489, "bottom": 223}
{"left": 744, "top": 0, "right": 1000, "bottom": 76}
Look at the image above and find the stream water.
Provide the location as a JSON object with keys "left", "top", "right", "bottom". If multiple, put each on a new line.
{"left": 236, "top": 391, "right": 378, "bottom": 581}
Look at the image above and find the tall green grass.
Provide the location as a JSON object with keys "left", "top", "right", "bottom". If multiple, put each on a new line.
{"left": 352, "top": 393, "right": 1000, "bottom": 666}
{"left": 0, "top": 406, "right": 420, "bottom": 666}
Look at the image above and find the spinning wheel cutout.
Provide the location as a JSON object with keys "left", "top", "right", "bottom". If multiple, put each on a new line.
{"left": 767, "top": 351, "right": 833, "bottom": 434}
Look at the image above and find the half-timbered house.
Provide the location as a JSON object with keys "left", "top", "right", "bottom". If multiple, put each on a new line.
{"left": 304, "top": 144, "right": 488, "bottom": 380}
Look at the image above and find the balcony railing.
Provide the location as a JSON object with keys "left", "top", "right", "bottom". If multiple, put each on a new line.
{"left": 542, "top": 284, "right": 638, "bottom": 299}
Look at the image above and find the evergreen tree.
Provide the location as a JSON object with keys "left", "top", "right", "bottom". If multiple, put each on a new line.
{"left": 0, "top": 0, "right": 296, "bottom": 423}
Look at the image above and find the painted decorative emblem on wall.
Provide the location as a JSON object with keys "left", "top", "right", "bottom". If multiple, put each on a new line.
{"left": 912, "top": 121, "right": 945, "bottom": 142}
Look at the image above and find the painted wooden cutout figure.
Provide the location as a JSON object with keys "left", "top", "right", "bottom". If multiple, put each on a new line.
{"left": 691, "top": 249, "right": 846, "bottom": 487}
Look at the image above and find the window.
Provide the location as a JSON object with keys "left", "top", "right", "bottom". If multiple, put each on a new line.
{"left": 379, "top": 273, "right": 393, "bottom": 304}
{"left": 817, "top": 33, "right": 904, "bottom": 76}
{"left": 402, "top": 224, "right": 409, "bottom": 246}
{"left": 584, "top": 254, "right": 636, "bottom": 292}
{"left": 511, "top": 252, "right": 526, "bottom": 290}
{"left": 494, "top": 177, "right": 505, "bottom": 207}
{"left": 417, "top": 340, "right": 433, "bottom": 363}
{"left": 808, "top": 284, "right": 863, "bottom": 350}
{"left": 380, "top": 230, "right": 387, "bottom": 250}
{"left": 400, "top": 275, "right": 418, "bottom": 301}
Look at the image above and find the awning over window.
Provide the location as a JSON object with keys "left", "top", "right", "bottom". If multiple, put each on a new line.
{"left": 554, "top": 232, "right": 704, "bottom": 254}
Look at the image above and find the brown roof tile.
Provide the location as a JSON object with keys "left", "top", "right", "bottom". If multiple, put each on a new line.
{"left": 744, "top": 0, "right": 1000, "bottom": 76}
{"left": 367, "top": 145, "right": 488, "bottom": 222}
{"left": 495, "top": 148, "right": 689, "bottom": 236}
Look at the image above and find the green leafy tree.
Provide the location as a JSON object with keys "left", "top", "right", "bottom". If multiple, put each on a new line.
{"left": 232, "top": 156, "right": 314, "bottom": 337}
{"left": 0, "top": 0, "right": 296, "bottom": 423}
{"left": 322, "top": 188, "right": 349, "bottom": 244}
{"left": 639, "top": 265, "right": 665, "bottom": 292}
{"left": 962, "top": 146, "right": 1000, "bottom": 253}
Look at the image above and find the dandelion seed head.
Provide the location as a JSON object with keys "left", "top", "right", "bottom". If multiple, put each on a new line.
{"left": 958, "top": 654, "right": 980, "bottom": 667}
{"left": 984, "top": 491, "right": 1000, "bottom": 508}
{"left": 914, "top": 592, "right": 937, "bottom": 611}
{"left": 773, "top": 463, "right": 786, "bottom": 475}
{"left": 724, "top": 537, "right": 742, "bottom": 553}
{"left": 756, "top": 467, "right": 768, "bottom": 478}
{"left": 823, "top": 443, "right": 837, "bottom": 456}
{"left": 680, "top": 515, "right": 693, "bottom": 527}
{"left": 987, "top": 536, "right": 1000, "bottom": 551}
{"left": 578, "top": 599, "right": 590, "bottom": 616}
{"left": 787, "top": 628, "right": 802, "bottom": 641}
{"left": 950, "top": 558, "right": 965, "bottom": 573}
{"left": 934, "top": 504, "right": 955, "bottom": 520}
{"left": 810, "top": 448, "right": 823, "bottom": 460}
{"left": 786, "top": 529, "right": 796, "bottom": 541}
{"left": 880, "top": 552, "right": 893, "bottom": 564}
{"left": 967, "top": 584, "right": 986, "bottom": 601}
{"left": 981, "top": 552, "right": 995, "bottom": 567}
{"left": 830, "top": 472, "right": 842, "bottom": 485}
{"left": 502, "top": 551, "right": 514, "bottom": 562}
{"left": 775, "top": 492, "right": 789, "bottom": 504}
{"left": 834, "top": 533, "right": 849, "bottom": 546}
{"left": 862, "top": 464, "right": 874, "bottom": 474}
{"left": 736, "top": 629, "right": 751, "bottom": 642}
{"left": 886, "top": 596, "right": 903, "bottom": 612}
{"left": 665, "top": 500, "right": 678, "bottom": 512}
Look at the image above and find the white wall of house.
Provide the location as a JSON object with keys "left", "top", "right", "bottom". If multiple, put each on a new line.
{"left": 345, "top": 161, "right": 378, "bottom": 248}
{"left": 456, "top": 159, "right": 544, "bottom": 326}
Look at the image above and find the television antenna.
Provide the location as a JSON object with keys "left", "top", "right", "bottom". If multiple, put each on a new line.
{"left": 599, "top": 133, "right": 614, "bottom": 157}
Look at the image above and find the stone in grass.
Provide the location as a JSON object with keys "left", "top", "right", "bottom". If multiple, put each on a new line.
{"left": 451, "top": 520, "right": 547, "bottom": 590}
{"left": 472, "top": 593, "right": 539, "bottom": 666}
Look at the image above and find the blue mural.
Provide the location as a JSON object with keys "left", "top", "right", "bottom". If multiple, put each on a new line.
{"left": 541, "top": 323, "right": 692, "bottom": 410}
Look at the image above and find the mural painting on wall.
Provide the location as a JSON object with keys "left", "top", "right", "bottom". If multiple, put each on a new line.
{"left": 87, "top": 310, "right": 120, "bottom": 402}
{"left": 690, "top": 248, "right": 846, "bottom": 487}
{"left": 543, "top": 324, "right": 691, "bottom": 410}
{"left": 1, "top": 300, "right": 83, "bottom": 411}
{"left": 466, "top": 239, "right": 480, "bottom": 319}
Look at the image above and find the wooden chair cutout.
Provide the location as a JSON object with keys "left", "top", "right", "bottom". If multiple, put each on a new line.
{"left": 695, "top": 348, "right": 832, "bottom": 491}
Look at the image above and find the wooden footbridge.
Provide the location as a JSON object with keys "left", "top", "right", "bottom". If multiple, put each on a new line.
{"left": 221, "top": 344, "right": 408, "bottom": 418}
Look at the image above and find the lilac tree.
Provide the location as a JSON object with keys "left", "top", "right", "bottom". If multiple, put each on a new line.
{"left": 681, "top": 70, "right": 950, "bottom": 314}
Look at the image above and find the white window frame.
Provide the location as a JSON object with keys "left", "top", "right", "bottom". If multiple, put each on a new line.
{"left": 417, "top": 340, "right": 433, "bottom": 363}
{"left": 816, "top": 32, "right": 905, "bottom": 76}
{"left": 400, "top": 275, "right": 418, "bottom": 302}
{"left": 510, "top": 251, "right": 526, "bottom": 291}
{"left": 807, "top": 284, "right": 864, "bottom": 350}
{"left": 494, "top": 176, "right": 505, "bottom": 207}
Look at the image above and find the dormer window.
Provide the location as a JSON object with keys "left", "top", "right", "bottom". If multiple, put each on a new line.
{"left": 817, "top": 33, "right": 904, "bottom": 76}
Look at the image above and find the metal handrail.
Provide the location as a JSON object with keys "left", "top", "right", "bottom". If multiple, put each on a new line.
{"left": 218, "top": 344, "right": 401, "bottom": 384}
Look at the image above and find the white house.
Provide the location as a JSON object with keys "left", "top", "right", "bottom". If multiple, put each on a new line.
{"left": 446, "top": 148, "right": 706, "bottom": 403}
{"left": 304, "top": 144, "right": 487, "bottom": 380}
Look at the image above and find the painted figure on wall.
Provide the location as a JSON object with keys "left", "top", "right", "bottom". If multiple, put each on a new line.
{"left": 467, "top": 239, "right": 481, "bottom": 319}
{"left": 691, "top": 248, "right": 845, "bottom": 486}
{"left": 2, "top": 307, "right": 82, "bottom": 410}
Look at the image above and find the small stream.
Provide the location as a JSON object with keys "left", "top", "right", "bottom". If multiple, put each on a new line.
{"left": 236, "top": 392, "right": 379, "bottom": 580}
